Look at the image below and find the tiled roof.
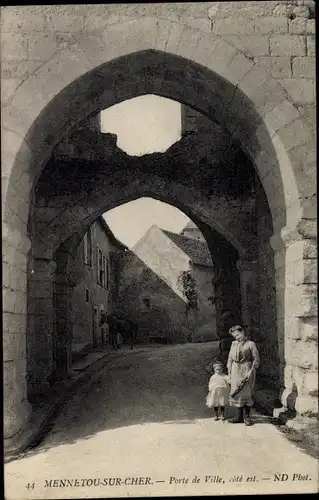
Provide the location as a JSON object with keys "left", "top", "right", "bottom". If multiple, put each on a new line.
{"left": 182, "top": 220, "right": 198, "bottom": 231}
{"left": 162, "top": 230, "right": 212, "bottom": 267}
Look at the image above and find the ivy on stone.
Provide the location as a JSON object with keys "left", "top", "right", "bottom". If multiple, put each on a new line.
{"left": 178, "top": 270, "right": 199, "bottom": 312}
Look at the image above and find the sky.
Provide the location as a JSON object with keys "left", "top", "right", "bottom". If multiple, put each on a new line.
{"left": 101, "top": 95, "right": 190, "bottom": 248}
{"left": 104, "top": 197, "right": 190, "bottom": 249}
{"left": 100, "top": 95, "right": 181, "bottom": 156}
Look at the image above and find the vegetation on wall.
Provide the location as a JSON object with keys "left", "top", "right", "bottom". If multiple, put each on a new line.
{"left": 177, "top": 270, "right": 198, "bottom": 313}
{"left": 207, "top": 295, "right": 216, "bottom": 306}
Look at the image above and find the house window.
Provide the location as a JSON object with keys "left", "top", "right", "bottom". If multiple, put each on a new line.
{"left": 85, "top": 289, "right": 90, "bottom": 303}
{"left": 83, "top": 227, "right": 92, "bottom": 266}
{"left": 107, "top": 258, "right": 110, "bottom": 290}
{"left": 142, "top": 298, "right": 150, "bottom": 309}
{"left": 99, "top": 249, "right": 104, "bottom": 285}
{"left": 97, "top": 247, "right": 109, "bottom": 288}
{"left": 104, "top": 256, "right": 109, "bottom": 290}
{"left": 97, "top": 247, "right": 103, "bottom": 285}
{"left": 102, "top": 256, "right": 106, "bottom": 288}
{"left": 97, "top": 245, "right": 100, "bottom": 283}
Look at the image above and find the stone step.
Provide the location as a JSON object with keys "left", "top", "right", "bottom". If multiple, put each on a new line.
{"left": 254, "top": 387, "right": 282, "bottom": 416}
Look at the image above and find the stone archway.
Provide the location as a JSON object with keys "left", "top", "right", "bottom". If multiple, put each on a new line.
{"left": 3, "top": 15, "right": 316, "bottom": 440}
{"left": 27, "top": 115, "right": 259, "bottom": 396}
{"left": 46, "top": 200, "right": 243, "bottom": 388}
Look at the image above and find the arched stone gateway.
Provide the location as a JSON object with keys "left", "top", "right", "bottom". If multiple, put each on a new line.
{"left": 2, "top": 5, "right": 317, "bottom": 441}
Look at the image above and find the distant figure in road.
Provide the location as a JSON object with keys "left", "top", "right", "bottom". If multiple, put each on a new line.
{"left": 100, "top": 311, "right": 108, "bottom": 346}
{"left": 108, "top": 314, "right": 119, "bottom": 350}
{"left": 117, "top": 317, "right": 138, "bottom": 350}
{"left": 227, "top": 325, "right": 260, "bottom": 426}
{"left": 206, "top": 361, "right": 230, "bottom": 422}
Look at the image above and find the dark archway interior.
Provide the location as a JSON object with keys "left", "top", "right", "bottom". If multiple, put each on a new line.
{"left": 13, "top": 50, "right": 285, "bottom": 234}
{"left": 25, "top": 51, "right": 280, "bottom": 405}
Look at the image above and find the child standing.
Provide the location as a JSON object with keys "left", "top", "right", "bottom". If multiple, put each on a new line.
{"left": 206, "top": 361, "right": 230, "bottom": 421}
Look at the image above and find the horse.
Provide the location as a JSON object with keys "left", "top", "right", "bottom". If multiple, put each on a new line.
{"left": 110, "top": 316, "right": 138, "bottom": 349}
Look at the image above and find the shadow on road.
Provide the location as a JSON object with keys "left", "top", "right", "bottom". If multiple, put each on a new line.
{"left": 10, "top": 343, "right": 275, "bottom": 462}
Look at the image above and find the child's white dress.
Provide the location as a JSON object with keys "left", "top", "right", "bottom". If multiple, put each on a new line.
{"left": 206, "top": 373, "right": 230, "bottom": 407}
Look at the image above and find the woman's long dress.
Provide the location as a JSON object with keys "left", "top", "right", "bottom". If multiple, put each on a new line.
{"left": 227, "top": 338, "right": 260, "bottom": 407}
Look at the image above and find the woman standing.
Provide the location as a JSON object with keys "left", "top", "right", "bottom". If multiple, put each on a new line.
{"left": 227, "top": 325, "right": 260, "bottom": 426}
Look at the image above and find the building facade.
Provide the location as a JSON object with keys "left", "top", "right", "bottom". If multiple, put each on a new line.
{"left": 116, "top": 224, "right": 217, "bottom": 343}
{"left": 71, "top": 217, "right": 127, "bottom": 358}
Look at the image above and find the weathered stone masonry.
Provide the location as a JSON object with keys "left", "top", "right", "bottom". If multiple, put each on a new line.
{"left": 1, "top": 2, "right": 317, "bottom": 442}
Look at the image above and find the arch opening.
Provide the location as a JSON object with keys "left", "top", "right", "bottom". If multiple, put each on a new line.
{"left": 6, "top": 48, "right": 299, "bottom": 234}
{"left": 5, "top": 35, "right": 314, "bottom": 442}
{"left": 100, "top": 94, "right": 182, "bottom": 156}
{"left": 26, "top": 89, "right": 279, "bottom": 405}
{"left": 58, "top": 197, "right": 241, "bottom": 368}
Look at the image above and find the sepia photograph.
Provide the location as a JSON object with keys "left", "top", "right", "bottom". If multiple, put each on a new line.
{"left": 2, "top": 1, "right": 318, "bottom": 498}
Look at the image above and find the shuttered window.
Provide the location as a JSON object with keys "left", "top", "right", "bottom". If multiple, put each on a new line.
{"left": 96, "top": 247, "right": 109, "bottom": 288}
{"left": 84, "top": 233, "right": 88, "bottom": 264}
{"left": 103, "top": 256, "right": 106, "bottom": 288}
{"left": 87, "top": 228, "right": 92, "bottom": 266}
{"left": 99, "top": 249, "right": 104, "bottom": 285}
{"left": 97, "top": 245, "right": 100, "bottom": 283}
{"left": 84, "top": 228, "right": 92, "bottom": 266}
{"left": 105, "top": 258, "right": 109, "bottom": 290}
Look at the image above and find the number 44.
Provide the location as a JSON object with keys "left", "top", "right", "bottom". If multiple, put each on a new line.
{"left": 26, "top": 483, "right": 35, "bottom": 490}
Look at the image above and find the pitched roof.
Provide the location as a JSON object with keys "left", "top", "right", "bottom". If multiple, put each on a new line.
{"left": 162, "top": 230, "right": 212, "bottom": 267}
{"left": 182, "top": 220, "right": 198, "bottom": 231}
{"left": 98, "top": 216, "right": 128, "bottom": 251}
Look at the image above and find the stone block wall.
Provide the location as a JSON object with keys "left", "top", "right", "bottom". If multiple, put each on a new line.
{"left": 255, "top": 187, "right": 280, "bottom": 389}
{"left": 191, "top": 263, "right": 217, "bottom": 342}
{"left": 181, "top": 105, "right": 212, "bottom": 135}
{"left": 207, "top": 2, "right": 315, "bottom": 138}
{"left": 1, "top": 2, "right": 315, "bottom": 127}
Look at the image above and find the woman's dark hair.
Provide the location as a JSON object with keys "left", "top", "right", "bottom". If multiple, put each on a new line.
{"left": 229, "top": 325, "right": 243, "bottom": 335}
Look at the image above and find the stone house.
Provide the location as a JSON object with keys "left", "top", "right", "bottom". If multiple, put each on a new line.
{"left": 116, "top": 224, "right": 216, "bottom": 343}
{"left": 71, "top": 217, "right": 127, "bottom": 358}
